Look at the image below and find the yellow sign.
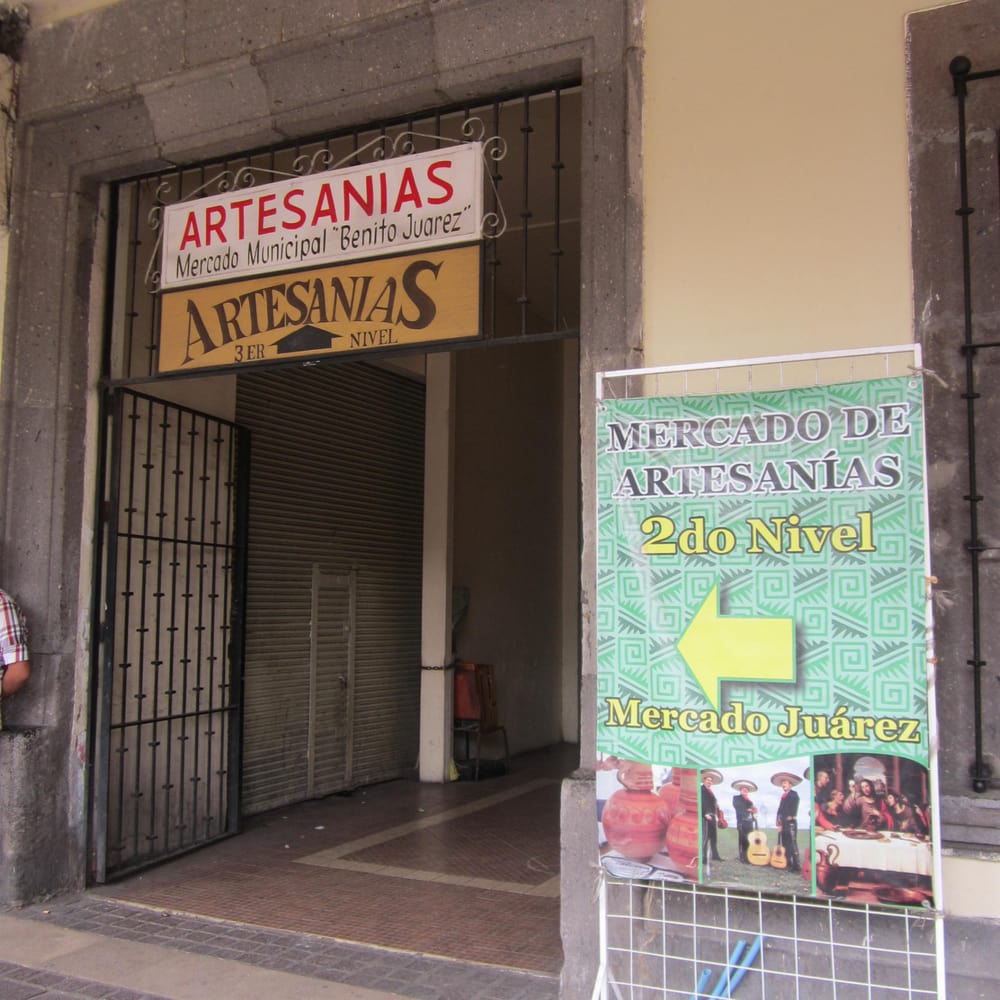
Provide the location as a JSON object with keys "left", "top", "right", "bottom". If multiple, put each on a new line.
{"left": 676, "top": 585, "right": 796, "bottom": 711}
{"left": 157, "top": 244, "right": 481, "bottom": 374}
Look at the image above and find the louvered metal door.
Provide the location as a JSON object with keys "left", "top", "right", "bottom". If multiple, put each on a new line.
{"left": 90, "top": 389, "right": 249, "bottom": 882}
{"left": 236, "top": 364, "right": 424, "bottom": 814}
{"left": 306, "top": 566, "right": 358, "bottom": 795}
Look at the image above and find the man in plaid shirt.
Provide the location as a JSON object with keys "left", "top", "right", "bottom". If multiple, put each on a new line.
{"left": 0, "top": 588, "right": 30, "bottom": 698}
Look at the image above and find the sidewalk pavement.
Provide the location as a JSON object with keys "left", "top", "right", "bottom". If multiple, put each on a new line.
{"left": 0, "top": 912, "right": 403, "bottom": 999}
{"left": 0, "top": 895, "right": 560, "bottom": 1000}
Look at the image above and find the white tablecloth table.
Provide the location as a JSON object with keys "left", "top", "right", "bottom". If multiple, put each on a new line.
{"left": 815, "top": 830, "right": 932, "bottom": 877}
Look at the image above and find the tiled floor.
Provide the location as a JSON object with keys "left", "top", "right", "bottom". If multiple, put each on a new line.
{"left": 92, "top": 743, "right": 576, "bottom": 979}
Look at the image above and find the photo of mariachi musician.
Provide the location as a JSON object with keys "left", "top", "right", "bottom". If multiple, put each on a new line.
{"left": 703, "top": 757, "right": 811, "bottom": 893}
{"left": 595, "top": 753, "right": 814, "bottom": 893}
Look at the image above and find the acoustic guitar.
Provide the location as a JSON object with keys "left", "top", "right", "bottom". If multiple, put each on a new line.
{"left": 747, "top": 826, "right": 770, "bottom": 866}
{"left": 770, "top": 842, "right": 787, "bottom": 870}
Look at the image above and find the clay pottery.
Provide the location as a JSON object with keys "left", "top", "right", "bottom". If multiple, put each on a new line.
{"left": 616, "top": 760, "right": 655, "bottom": 792}
{"left": 816, "top": 843, "right": 840, "bottom": 893}
{"left": 602, "top": 762, "right": 668, "bottom": 860}
{"left": 875, "top": 886, "right": 932, "bottom": 906}
{"left": 664, "top": 767, "right": 700, "bottom": 872}
{"left": 657, "top": 768, "right": 682, "bottom": 825}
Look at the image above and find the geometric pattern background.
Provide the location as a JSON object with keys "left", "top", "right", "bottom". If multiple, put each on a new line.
{"left": 596, "top": 377, "right": 930, "bottom": 768}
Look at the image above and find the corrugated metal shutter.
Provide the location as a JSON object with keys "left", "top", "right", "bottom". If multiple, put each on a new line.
{"left": 235, "top": 363, "right": 424, "bottom": 815}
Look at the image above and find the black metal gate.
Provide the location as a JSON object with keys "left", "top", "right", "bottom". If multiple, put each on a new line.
{"left": 90, "top": 388, "right": 249, "bottom": 882}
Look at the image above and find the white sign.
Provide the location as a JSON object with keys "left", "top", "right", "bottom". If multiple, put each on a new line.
{"left": 160, "top": 143, "right": 484, "bottom": 290}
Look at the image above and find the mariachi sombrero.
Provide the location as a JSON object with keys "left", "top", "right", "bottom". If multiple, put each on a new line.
{"left": 701, "top": 769, "right": 723, "bottom": 785}
{"left": 771, "top": 771, "right": 803, "bottom": 787}
{"left": 731, "top": 779, "right": 757, "bottom": 792}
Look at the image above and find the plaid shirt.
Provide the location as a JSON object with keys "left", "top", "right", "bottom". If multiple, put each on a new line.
{"left": 0, "top": 589, "right": 29, "bottom": 668}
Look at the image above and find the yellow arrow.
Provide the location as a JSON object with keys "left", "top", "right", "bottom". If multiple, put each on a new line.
{"left": 676, "top": 585, "right": 796, "bottom": 710}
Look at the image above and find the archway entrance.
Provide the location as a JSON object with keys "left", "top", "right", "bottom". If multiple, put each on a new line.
{"left": 87, "top": 86, "right": 581, "bottom": 971}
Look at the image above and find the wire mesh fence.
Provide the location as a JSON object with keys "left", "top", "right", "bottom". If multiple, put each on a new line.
{"left": 602, "top": 878, "right": 940, "bottom": 999}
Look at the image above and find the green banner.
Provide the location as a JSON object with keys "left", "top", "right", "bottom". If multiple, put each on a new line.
{"left": 595, "top": 376, "right": 934, "bottom": 904}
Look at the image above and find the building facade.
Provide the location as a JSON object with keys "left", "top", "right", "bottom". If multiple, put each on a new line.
{"left": 0, "top": 1, "right": 998, "bottom": 997}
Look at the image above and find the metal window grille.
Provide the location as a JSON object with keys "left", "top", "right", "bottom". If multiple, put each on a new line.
{"left": 105, "top": 85, "right": 580, "bottom": 386}
{"left": 948, "top": 56, "right": 1000, "bottom": 795}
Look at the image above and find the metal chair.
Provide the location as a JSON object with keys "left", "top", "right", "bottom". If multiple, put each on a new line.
{"left": 454, "top": 663, "right": 509, "bottom": 780}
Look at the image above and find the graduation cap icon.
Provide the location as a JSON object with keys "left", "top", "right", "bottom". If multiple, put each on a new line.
{"left": 275, "top": 326, "right": 342, "bottom": 354}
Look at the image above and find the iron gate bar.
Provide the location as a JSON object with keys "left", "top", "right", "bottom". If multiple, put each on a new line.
{"left": 950, "top": 55, "right": 1000, "bottom": 793}
{"left": 114, "top": 531, "right": 234, "bottom": 550}
{"left": 137, "top": 390, "right": 157, "bottom": 854}
{"left": 109, "top": 707, "right": 233, "bottom": 728}
{"left": 518, "top": 94, "right": 533, "bottom": 335}
{"left": 121, "top": 391, "right": 144, "bottom": 859}
{"left": 188, "top": 410, "right": 212, "bottom": 843}
{"left": 486, "top": 99, "right": 502, "bottom": 342}
{"left": 91, "top": 389, "right": 125, "bottom": 882}
{"left": 162, "top": 393, "right": 186, "bottom": 852}
{"left": 92, "top": 388, "right": 249, "bottom": 882}
{"left": 148, "top": 402, "right": 170, "bottom": 851}
{"left": 120, "top": 191, "right": 141, "bottom": 378}
{"left": 551, "top": 87, "right": 564, "bottom": 333}
{"left": 228, "top": 427, "right": 250, "bottom": 832}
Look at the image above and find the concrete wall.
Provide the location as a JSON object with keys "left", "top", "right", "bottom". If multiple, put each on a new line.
{"left": 907, "top": 1, "right": 1000, "bottom": 989}
{"left": 0, "top": 7, "right": 640, "bottom": 996}
{"left": 452, "top": 339, "right": 573, "bottom": 754}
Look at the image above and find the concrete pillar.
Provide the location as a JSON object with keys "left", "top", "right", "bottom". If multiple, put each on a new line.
{"left": 419, "top": 353, "right": 455, "bottom": 782}
{"left": 0, "top": 726, "right": 64, "bottom": 905}
{"left": 560, "top": 342, "right": 580, "bottom": 743}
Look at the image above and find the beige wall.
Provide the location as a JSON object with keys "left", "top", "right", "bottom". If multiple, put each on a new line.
{"left": 643, "top": 0, "right": 959, "bottom": 366}
{"left": 643, "top": 0, "right": 998, "bottom": 921}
